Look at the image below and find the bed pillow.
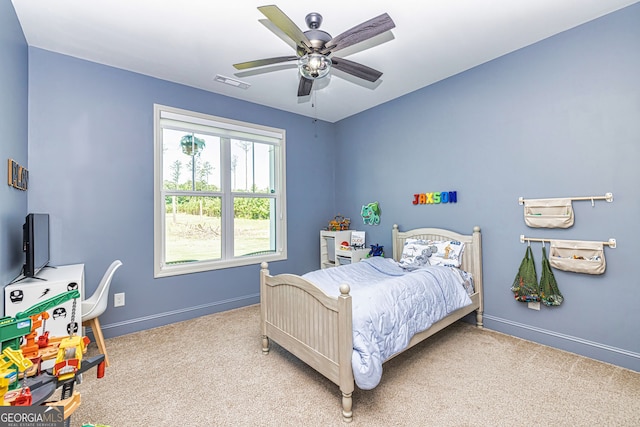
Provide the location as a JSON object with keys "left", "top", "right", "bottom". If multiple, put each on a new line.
{"left": 398, "top": 239, "right": 435, "bottom": 271}
{"left": 428, "top": 240, "right": 465, "bottom": 268}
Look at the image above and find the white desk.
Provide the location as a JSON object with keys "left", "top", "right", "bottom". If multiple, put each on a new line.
{"left": 4, "top": 264, "right": 85, "bottom": 368}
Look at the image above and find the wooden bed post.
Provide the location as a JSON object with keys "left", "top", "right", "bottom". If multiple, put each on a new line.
{"left": 260, "top": 262, "right": 271, "bottom": 354}
{"left": 472, "top": 226, "right": 484, "bottom": 328}
{"left": 337, "top": 283, "right": 354, "bottom": 423}
{"left": 392, "top": 224, "right": 400, "bottom": 261}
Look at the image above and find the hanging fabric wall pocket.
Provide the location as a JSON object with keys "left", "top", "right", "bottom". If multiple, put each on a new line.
{"left": 523, "top": 198, "right": 574, "bottom": 228}
{"left": 549, "top": 239, "right": 606, "bottom": 275}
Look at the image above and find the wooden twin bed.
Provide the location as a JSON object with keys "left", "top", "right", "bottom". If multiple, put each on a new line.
{"left": 259, "top": 224, "right": 484, "bottom": 422}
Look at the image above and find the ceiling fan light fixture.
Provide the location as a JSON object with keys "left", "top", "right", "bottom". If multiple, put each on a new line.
{"left": 298, "top": 53, "right": 331, "bottom": 80}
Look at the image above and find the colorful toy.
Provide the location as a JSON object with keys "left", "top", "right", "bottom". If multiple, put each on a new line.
{"left": 54, "top": 335, "right": 91, "bottom": 381}
{"left": 0, "top": 347, "right": 34, "bottom": 405}
{"left": 361, "top": 202, "right": 380, "bottom": 226}
{"left": 328, "top": 215, "right": 350, "bottom": 231}
{"left": 368, "top": 244, "right": 384, "bottom": 257}
{"left": 0, "top": 289, "right": 106, "bottom": 423}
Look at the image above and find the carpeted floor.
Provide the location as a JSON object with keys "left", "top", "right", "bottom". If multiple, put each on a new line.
{"left": 71, "top": 305, "right": 640, "bottom": 426}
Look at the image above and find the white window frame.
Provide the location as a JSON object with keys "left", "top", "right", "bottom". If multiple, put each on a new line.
{"left": 153, "top": 104, "right": 287, "bottom": 277}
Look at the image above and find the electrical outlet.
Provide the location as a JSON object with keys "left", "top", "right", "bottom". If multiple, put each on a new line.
{"left": 114, "top": 292, "right": 125, "bottom": 307}
{"left": 528, "top": 301, "right": 540, "bottom": 311}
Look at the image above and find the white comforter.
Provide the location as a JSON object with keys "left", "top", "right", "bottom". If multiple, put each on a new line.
{"left": 302, "top": 257, "right": 472, "bottom": 390}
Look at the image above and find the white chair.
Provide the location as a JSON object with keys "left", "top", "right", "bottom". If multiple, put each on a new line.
{"left": 81, "top": 260, "right": 122, "bottom": 367}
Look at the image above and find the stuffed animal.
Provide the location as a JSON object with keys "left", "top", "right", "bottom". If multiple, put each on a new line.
{"left": 368, "top": 244, "right": 384, "bottom": 257}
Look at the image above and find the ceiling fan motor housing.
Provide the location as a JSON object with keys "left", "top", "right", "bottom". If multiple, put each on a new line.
{"left": 301, "top": 13, "right": 332, "bottom": 52}
{"left": 302, "top": 29, "right": 332, "bottom": 52}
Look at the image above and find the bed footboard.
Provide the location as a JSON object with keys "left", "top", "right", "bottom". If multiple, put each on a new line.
{"left": 260, "top": 262, "right": 355, "bottom": 422}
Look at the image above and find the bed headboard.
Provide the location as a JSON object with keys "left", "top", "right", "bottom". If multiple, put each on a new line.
{"left": 391, "top": 224, "right": 483, "bottom": 298}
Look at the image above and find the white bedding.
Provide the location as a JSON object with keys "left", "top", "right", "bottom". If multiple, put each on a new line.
{"left": 302, "top": 256, "right": 473, "bottom": 390}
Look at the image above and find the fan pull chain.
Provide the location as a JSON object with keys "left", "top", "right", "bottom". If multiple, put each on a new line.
{"left": 312, "top": 90, "right": 319, "bottom": 137}
{"left": 312, "top": 89, "right": 318, "bottom": 119}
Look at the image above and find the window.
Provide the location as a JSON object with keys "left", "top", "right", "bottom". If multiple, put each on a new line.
{"left": 153, "top": 105, "right": 287, "bottom": 277}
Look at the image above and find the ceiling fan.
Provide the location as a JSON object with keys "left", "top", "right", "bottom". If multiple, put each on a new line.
{"left": 233, "top": 5, "right": 395, "bottom": 97}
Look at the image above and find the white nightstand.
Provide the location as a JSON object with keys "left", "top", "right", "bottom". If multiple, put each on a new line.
{"left": 320, "top": 230, "right": 369, "bottom": 269}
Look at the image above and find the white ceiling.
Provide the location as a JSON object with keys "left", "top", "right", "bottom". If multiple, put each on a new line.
{"left": 11, "top": 0, "right": 639, "bottom": 123}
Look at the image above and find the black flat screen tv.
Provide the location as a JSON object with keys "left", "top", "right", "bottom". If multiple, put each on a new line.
{"left": 23, "top": 213, "right": 50, "bottom": 278}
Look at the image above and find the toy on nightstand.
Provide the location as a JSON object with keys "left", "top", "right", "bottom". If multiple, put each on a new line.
{"left": 368, "top": 244, "right": 384, "bottom": 257}
{"left": 328, "top": 215, "right": 350, "bottom": 231}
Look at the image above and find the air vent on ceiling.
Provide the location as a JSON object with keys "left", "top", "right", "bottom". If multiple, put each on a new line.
{"left": 214, "top": 75, "right": 250, "bottom": 89}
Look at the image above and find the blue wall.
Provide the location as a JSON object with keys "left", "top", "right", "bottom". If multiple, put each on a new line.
{"left": 0, "top": 0, "right": 28, "bottom": 296}
{"left": 2, "top": 2, "right": 638, "bottom": 372}
{"left": 335, "top": 4, "right": 640, "bottom": 371}
{"left": 25, "top": 49, "right": 337, "bottom": 334}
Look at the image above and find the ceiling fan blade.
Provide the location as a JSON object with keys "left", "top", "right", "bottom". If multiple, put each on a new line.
{"left": 331, "top": 57, "right": 383, "bottom": 82}
{"left": 323, "top": 13, "right": 395, "bottom": 54}
{"left": 259, "top": 19, "right": 297, "bottom": 50}
{"left": 258, "top": 5, "right": 312, "bottom": 54}
{"left": 298, "top": 76, "right": 314, "bottom": 97}
{"left": 233, "top": 56, "right": 298, "bottom": 70}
